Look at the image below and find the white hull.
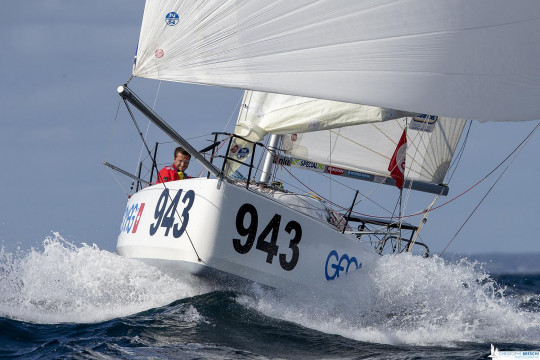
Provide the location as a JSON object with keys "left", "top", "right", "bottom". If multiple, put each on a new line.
{"left": 117, "top": 178, "right": 379, "bottom": 290}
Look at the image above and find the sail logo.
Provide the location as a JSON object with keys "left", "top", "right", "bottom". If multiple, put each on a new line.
{"left": 154, "top": 49, "right": 164, "bottom": 58}
{"left": 326, "top": 166, "right": 345, "bottom": 175}
{"left": 165, "top": 12, "right": 179, "bottom": 26}
{"left": 410, "top": 114, "right": 438, "bottom": 133}
{"left": 274, "top": 155, "right": 292, "bottom": 166}
{"left": 291, "top": 159, "right": 325, "bottom": 172}
{"left": 346, "top": 170, "right": 371, "bottom": 180}
{"left": 325, "top": 250, "right": 362, "bottom": 280}
{"left": 237, "top": 147, "right": 250, "bottom": 159}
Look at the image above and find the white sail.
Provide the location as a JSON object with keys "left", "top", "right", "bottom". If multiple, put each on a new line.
{"left": 134, "top": 0, "right": 540, "bottom": 122}
{"left": 224, "top": 90, "right": 410, "bottom": 177}
{"left": 282, "top": 115, "right": 466, "bottom": 187}
{"left": 234, "top": 90, "right": 412, "bottom": 143}
{"left": 226, "top": 91, "right": 465, "bottom": 193}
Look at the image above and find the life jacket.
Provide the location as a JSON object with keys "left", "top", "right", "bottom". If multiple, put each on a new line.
{"left": 156, "top": 165, "right": 191, "bottom": 183}
{"left": 177, "top": 170, "right": 189, "bottom": 180}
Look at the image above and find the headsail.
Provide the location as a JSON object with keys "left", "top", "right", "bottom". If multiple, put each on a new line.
{"left": 133, "top": 1, "right": 540, "bottom": 121}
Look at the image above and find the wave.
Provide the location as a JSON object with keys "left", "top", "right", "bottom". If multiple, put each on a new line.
{"left": 0, "top": 233, "right": 213, "bottom": 324}
{"left": 238, "top": 254, "right": 540, "bottom": 346}
{"left": 1, "top": 234, "right": 539, "bottom": 347}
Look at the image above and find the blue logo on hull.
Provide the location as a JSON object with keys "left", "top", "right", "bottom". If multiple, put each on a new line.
{"left": 325, "top": 250, "right": 362, "bottom": 280}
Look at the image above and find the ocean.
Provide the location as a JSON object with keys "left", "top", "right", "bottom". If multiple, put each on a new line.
{"left": 1, "top": 234, "right": 539, "bottom": 359}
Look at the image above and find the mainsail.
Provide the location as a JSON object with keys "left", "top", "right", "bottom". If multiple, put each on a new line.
{"left": 281, "top": 115, "right": 466, "bottom": 192}
{"left": 229, "top": 91, "right": 466, "bottom": 195}
{"left": 234, "top": 91, "right": 413, "bottom": 139}
{"left": 133, "top": 0, "right": 540, "bottom": 122}
{"left": 224, "top": 90, "right": 413, "bottom": 177}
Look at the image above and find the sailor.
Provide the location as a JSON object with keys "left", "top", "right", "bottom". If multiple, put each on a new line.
{"left": 156, "top": 146, "right": 192, "bottom": 183}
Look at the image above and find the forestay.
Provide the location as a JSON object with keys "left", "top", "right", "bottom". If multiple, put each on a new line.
{"left": 133, "top": 0, "right": 540, "bottom": 122}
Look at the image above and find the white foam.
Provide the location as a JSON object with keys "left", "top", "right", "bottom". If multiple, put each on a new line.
{"left": 3, "top": 235, "right": 538, "bottom": 346}
{"left": 239, "top": 253, "right": 540, "bottom": 346}
{"left": 0, "top": 233, "right": 212, "bottom": 324}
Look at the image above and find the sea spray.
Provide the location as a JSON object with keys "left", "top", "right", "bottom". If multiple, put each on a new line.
{"left": 2, "top": 235, "right": 539, "bottom": 347}
{"left": 239, "top": 253, "right": 540, "bottom": 346}
{"left": 0, "top": 233, "right": 212, "bottom": 324}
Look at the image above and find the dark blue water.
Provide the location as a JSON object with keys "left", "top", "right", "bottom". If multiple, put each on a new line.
{"left": 1, "top": 235, "right": 539, "bottom": 359}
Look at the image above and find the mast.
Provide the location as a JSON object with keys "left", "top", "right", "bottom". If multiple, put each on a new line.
{"left": 117, "top": 85, "right": 222, "bottom": 179}
{"left": 258, "top": 134, "right": 280, "bottom": 184}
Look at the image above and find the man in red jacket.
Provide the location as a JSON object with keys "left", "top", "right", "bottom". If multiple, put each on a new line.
{"left": 156, "top": 147, "right": 192, "bottom": 183}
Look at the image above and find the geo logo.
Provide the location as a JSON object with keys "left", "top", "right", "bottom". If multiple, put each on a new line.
{"left": 325, "top": 250, "right": 362, "bottom": 280}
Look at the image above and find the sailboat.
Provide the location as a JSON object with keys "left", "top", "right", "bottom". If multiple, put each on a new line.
{"left": 112, "top": 1, "right": 540, "bottom": 290}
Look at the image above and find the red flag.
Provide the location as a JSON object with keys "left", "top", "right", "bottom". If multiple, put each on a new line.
{"left": 388, "top": 129, "right": 407, "bottom": 189}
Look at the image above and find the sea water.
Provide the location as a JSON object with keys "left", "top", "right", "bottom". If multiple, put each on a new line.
{"left": 0, "top": 233, "right": 539, "bottom": 359}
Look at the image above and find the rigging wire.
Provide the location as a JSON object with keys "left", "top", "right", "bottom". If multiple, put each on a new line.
{"left": 133, "top": 81, "right": 163, "bottom": 176}
{"left": 159, "top": 133, "right": 217, "bottom": 144}
{"left": 329, "top": 129, "right": 333, "bottom": 206}
{"left": 155, "top": 180, "right": 204, "bottom": 263}
{"left": 123, "top": 100, "right": 156, "bottom": 164}
{"left": 446, "top": 121, "right": 472, "bottom": 184}
{"left": 439, "top": 121, "right": 540, "bottom": 255}
{"left": 415, "top": 121, "right": 540, "bottom": 218}
{"left": 270, "top": 120, "right": 540, "bottom": 222}
{"left": 260, "top": 138, "right": 398, "bottom": 215}
{"left": 222, "top": 92, "right": 244, "bottom": 133}
{"left": 104, "top": 98, "right": 123, "bottom": 161}
{"left": 108, "top": 170, "right": 130, "bottom": 195}
{"left": 408, "top": 120, "right": 473, "bottom": 244}
{"left": 104, "top": 98, "right": 132, "bottom": 195}
{"left": 197, "top": 92, "right": 243, "bottom": 177}
{"left": 197, "top": 133, "right": 233, "bottom": 177}
{"left": 402, "top": 118, "right": 426, "bottom": 217}
{"left": 407, "top": 118, "right": 469, "bottom": 246}
{"left": 317, "top": 172, "right": 393, "bottom": 215}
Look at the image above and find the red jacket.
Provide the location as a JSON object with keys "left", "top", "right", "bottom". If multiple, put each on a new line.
{"left": 156, "top": 165, "right": 191, "bottom": 184}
